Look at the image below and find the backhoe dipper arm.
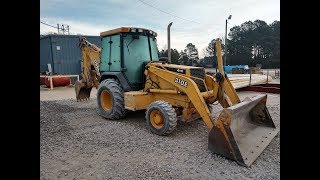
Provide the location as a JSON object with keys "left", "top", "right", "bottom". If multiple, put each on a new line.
{"left": 75, "top": 38, "right": 102, "bottom": 101}
{"left": 79, "top": 38, "right": 101, "bottom": 87}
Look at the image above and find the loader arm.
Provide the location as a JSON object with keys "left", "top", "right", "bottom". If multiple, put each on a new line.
{"left": 145, "top": 39, "right": 242, "bottom": 129}
{"left": 147, "top": 64, "right": 215, "bottom": 129}
{"left": 214, "top": 38, "right": 241, "bottom": 107}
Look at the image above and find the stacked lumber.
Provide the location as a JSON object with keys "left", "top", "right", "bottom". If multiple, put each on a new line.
{"left": 228, "top": 74, "right": 272, "bottom": 89}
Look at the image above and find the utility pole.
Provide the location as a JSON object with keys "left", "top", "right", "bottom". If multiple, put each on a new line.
{"left": 225, "top": 19, "right": 227, "bottom": 66}
{"left": 225, "top": 15, "right": 232, "bottom": 66}
{"left": 61, "top": 24, "right": 65, "bottom": 34}
{"left": 57, "top": 23, "right": 70, "bottom": 34}
{"left": 66, "top": 25, "right": 70, "bottom": 35}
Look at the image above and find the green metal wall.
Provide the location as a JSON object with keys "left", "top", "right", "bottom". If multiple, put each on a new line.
{"left": 40, "top": 34, "right": 101, "bottom": 75}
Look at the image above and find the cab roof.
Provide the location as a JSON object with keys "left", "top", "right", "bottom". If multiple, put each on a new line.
{"left": 100, "top": 27, "right": 157, "bottom": 37}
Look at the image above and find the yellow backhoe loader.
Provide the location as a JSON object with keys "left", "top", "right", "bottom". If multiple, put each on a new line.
{"left": 76, "top": 27, "right": 279, "bottom": 167}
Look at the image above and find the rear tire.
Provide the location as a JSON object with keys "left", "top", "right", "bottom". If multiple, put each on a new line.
{"left": 97, "top": 79, "right": 126, "bottom": 120}
{"left": 145, "top": 101, "right": 177, "bottom": 135}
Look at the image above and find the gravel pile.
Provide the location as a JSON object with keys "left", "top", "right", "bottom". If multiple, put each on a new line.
{"left": 40, "top": 94, "right": 280, "bottom": 180}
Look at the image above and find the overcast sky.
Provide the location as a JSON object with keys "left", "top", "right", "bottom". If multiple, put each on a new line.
{"left": 40, "top": 0, "right": 279, "bottom": 58}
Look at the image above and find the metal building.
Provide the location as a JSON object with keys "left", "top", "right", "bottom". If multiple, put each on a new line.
{"left": 40, "top": 34, "right": 101, "bottom": 75}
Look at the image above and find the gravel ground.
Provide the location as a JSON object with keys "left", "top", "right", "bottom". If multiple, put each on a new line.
{"left": 40, "top": 90, "right": 280, "bottom": 180}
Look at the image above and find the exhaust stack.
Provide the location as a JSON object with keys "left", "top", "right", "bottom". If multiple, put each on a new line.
{"left": 167, "top": 22, "right": 173, "bottom": 63}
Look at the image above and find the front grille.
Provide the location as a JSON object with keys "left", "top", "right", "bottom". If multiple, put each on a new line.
{"left": 190, "top": 68, "right": 206, "bottom": 92}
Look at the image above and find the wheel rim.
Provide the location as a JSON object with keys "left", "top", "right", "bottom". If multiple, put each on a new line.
{"left": 100, "top": 90, "right": 112, "bottom": 111}
{"left": 150, "top": 109, "right": 164, "bottom": 129}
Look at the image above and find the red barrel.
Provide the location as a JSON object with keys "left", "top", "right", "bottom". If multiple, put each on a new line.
{"left": 44, "top": 77, "right": 71, "bottom": 88}
{"left": 40, "top": 77, "right": 46, "bottom": 85}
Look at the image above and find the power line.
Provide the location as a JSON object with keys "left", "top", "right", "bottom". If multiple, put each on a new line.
{"left": 135, "top": 0, "right": 224, "bottom": 37}
{"left": 40, "top": 21, "right": 71, "bottom": 34}
{"left": 136, "top": 0, "right": 200, "bottom": 24}
{"left": 132, "top": 0, "right": 157, "bottom": 9}
{"left": 40, "top": 21, "right": 57, "bottom": 29}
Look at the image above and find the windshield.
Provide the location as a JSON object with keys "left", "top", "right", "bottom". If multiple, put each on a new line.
{"left": 123, "top": 34, "right": 158, "bottom": 61}
{"left": 122, "top": 34, "right": 159, "bottom": 85}
{"left": 149, "top": 36, "right": 159, "bottom": 60}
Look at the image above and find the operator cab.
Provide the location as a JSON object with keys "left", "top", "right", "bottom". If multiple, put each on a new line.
{"left": 99, "top": 27, "right": 159, "bottom": 91}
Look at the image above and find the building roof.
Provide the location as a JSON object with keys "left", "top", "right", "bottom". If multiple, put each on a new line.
{"left": 40, "top": 34, "right": 100, "bottom": 40}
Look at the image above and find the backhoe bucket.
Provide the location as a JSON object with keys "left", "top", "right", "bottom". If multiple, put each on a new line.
{"left": 208, "top": 94, "right": 278, "bottom": 167}
{"left": 75, "top": 80, "right": 92, "bottom": 101}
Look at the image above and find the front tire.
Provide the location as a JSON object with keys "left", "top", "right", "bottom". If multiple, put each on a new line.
{"left": 97, "top": 79, "right": 126, "bottom": 120}
{"left": 145, "top": 101, "right": 177, "bottom": 135}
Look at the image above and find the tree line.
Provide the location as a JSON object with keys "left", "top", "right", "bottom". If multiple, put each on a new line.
{"left": 158, "top": 19, "right": 280, "bottom": 69}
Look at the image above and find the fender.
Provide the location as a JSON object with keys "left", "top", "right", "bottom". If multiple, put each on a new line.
{"left": 100, "top": 72, "right": 131, "bottom": 91}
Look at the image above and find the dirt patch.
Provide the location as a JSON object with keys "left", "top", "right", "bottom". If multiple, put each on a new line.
{"left": 40, "top": 91, "right": 280, "bottom": 179}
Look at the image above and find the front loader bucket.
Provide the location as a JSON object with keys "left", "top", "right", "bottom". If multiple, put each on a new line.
{"left": 75, "top": 80, "right": 92, "bottom": 101}
{"left": 208, "top": 94, "right": 279, "bottom": 167}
